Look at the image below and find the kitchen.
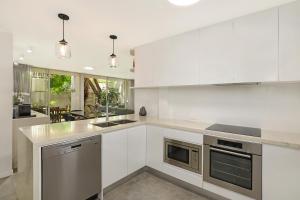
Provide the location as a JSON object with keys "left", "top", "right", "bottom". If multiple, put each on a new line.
{"left": 1, "top": 0, "right": 300, "bottom": 200}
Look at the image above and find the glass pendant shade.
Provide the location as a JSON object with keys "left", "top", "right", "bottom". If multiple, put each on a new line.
{"left": 110, "top": 54, "right": 117, "bottom": 68}
{"left": 55, "top": 39, "right": 71, "bottom": 59}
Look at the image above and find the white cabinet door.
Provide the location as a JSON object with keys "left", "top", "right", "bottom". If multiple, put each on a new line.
{"left": 146, "top": 125, "right": 164, "bottom": 171}
{"left": 279, "top": 1, "right": 300, "bottom": 81}
{"left": 135, "top": 44, "right": 156, "bottom": 87}
{"left": 233, "top": 8, "right": 278, "bottom": 83}
{"left": 135, "top": 31, "right": 199, "bottom": 87}
{"left": 198, "top": 21, "right": 237, "bottom": 84}
{"left": 155, "top": 31, "right": 199, "bottom": 86}
{"left": 263, "top": 144, "right": 300, "bottom": 200}
{"left": 102, "top": 129, "right": 128, "bottom": 188}
{"left": 127, "top": 126, "right": 146, "bottom": 174}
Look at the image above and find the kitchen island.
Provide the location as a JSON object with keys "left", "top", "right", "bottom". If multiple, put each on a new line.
{"left": 13, "top": 110, "right": 50, "bottom": 170}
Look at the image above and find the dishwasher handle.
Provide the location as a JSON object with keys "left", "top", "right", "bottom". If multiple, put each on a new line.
{"left": 71, "top": 144, "right": 82, "bottom": 149}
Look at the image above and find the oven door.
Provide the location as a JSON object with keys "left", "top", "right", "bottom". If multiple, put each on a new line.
{"left": 203, "top": 145, "right": 261, "bottom": 200}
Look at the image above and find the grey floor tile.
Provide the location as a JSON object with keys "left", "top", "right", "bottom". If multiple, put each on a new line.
{"left": 1, "top": 171, "right": 211, "bottom": 200}
{"left": 104, "top": 172, "right": 210, "bottom": 200}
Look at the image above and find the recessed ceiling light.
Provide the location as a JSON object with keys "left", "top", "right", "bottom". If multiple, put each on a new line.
{"left": 84, "top": 66, "right": 94, "bottom": 71}
{"left": 26, "top": 48, "right": 33, "bottom": 53}
{"left": 168, "top": 0, "right": 200, "bottom": 6}
{"left": 13, "top": 61, "right": 19, "bottom": 66}
{"left": 19, "top": 55, "right": 24, "bottom": 61}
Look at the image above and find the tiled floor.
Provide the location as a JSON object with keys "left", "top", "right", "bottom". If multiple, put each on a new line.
{"left": 0, "top": 172, "right": 211, "bottom": 200}
{"left": 0, "top": 175, "right": 17, "bottom": 200}
{"left": 104, "top": 172, "right": 210, "bottom": 200}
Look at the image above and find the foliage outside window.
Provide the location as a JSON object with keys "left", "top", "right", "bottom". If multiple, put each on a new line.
{"left": 49, "top": 74, "right": 72, "bottom": 108}
{"left": 50, "top": 74, "right": 72, "bottom": 94}
{"left": 98, "top": 88, "right": 120, "bottom": 106}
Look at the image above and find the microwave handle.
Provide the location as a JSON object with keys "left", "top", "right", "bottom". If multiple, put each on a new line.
{"left": 210, "top": 147, "right": 251, "bottom": 159}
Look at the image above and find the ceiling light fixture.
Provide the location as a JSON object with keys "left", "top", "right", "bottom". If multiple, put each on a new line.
{"left": 84, "top": 66, "right": 94, "bottom": 71}
{"left": 109, "top": 35, "right": 118, "bottom": 68}
{"left": 168, "top": 0, "right": 200, "bottom": 6}
{"left": 19, "top": 55, "right": 24, "bottom": 61}
{"left": 26, "top": 48, "right": 33, "bottom": 53}
{"left": 55, "top": 13, "right": 71, "bottom": 59}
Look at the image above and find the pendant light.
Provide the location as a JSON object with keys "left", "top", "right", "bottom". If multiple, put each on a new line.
{"left": 109, "top": 35, "right": 118, "bottom": 68}
{"left": 55, "top": 13, "right": 71, "bottom": 59}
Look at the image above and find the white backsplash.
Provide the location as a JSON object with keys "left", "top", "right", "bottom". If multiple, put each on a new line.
{"left": 135, "top": 83, "right": 300, "bottom": 133}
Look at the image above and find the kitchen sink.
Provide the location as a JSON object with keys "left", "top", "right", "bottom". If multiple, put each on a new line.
{"left": 93, "top": 122, "right": 119, "bottom": 128}
{"left": 93, "top": 119, "right": 136, "bottom": 128}
{"left": 113, "top": 119, "right": 137, "bottom": 124}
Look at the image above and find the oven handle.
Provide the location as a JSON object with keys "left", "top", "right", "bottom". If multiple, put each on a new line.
{"left": 210, "top": 147, "right": 251, "bottom": 159}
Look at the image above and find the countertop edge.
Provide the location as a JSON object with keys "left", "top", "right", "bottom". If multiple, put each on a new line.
{"left": 19, "top": 115, "right": 300, "bottom": 150}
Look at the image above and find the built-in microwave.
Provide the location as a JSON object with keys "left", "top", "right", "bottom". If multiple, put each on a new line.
{"left": 164, "top": 138, "right": 202, "bottom": 174}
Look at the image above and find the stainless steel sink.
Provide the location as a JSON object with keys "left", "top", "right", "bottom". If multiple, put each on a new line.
{"left": 93, "top": 122, "right": 118, "bottom": 128}
{"left": 93, "top": 119, "right": 136, "bottom": 128}
{"left": 113, "top": 119, "right": 136, "bottom": 124}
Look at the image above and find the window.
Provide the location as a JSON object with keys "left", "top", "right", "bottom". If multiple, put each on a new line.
{"left": 30, "top": 67, "right": 50, "bottom": 114}
{"left": 83, "top": 76, "right": 134, "bottom": 118}
{"left": 50, "top": 74, "right": 72, "bottom": 110}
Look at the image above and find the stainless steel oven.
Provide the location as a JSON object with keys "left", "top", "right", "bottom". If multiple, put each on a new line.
{"left": 203, "top": 135, "right": 262, "bottom": 200}
{"left": 164, "top": 138, "right": 202, "bottom": 174}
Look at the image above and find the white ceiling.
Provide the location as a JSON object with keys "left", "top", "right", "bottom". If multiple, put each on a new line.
{"left": 0, "top": 0, "right": 295, "bottom": 79}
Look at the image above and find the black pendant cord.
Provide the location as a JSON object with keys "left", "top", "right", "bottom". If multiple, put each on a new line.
{"left": 58, "top": 13, "right": 70, "bottom": 42}
{"left": 110, "top": 35, "right": 117, "bottom": 56}
{"left": 62, "top": 19, "right": 65, "bottom": 41}
{"left": 112, "top": 39, "right": 115, "bottom": 54}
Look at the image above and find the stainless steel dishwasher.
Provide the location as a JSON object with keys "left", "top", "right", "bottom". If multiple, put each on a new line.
{"left": 42, "top": 136, "right": 101, "bottom": 200}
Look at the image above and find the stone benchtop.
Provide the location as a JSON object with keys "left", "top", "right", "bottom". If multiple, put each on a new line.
{"left": 19, "top": 114, "right": 300, "bottom": 149}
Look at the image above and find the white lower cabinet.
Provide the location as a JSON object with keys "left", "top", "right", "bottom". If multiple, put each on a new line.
{"left": 146, "top": 125, "right": 164, "bottom": 171}
{"left": 103, "top": 125, "right": 300, "bottom": 200}
{"left": 102, "top": 129, "right": 128, "bottom": 188}
{"left": 146, "top": 125, "right": 203, "bottom": 187}
{"left": 127, "top": 126, "right": 146, "bottom": 174}
{"left": 102, "top": 126, "right": 147, "bottom": 188}
{"left": 263, "top": 144, "right": 300, "bottom": 200}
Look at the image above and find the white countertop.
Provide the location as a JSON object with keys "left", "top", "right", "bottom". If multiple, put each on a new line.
{"left": 19, "top": 114, "right": 300, "bottom": 149}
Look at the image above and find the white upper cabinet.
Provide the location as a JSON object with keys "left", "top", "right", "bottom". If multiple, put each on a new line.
{"left": 135, "top": 44, "right": 156, "bottom": 87}
{"left": 279, "top": 1, "right": 300, "bottom": 81}
{"left": 156, "top": 31, "right": 199, "bottom": 86}
{"left": 198, "top": 8, "right": 278, "bottom": 84}
{"left": 135, "top": 7, "right": 280, "bottom": 87}
{"left": 198, "top": 21, "right": 236, "bottom": 84}
{"left": 233, "top": 8, "right": 279, "bottom": 83}
{"left": 135, "top": 31, "right": 199, "bottom": 87}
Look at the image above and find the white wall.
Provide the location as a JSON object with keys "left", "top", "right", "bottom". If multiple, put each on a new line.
{"left": 0, "top": 32, "right": 13, "bottom": 178}
{"left": 135, "top": 83, "right": 300, "bottom": 133}
{"left": 134, "top": 88, "right": 159, "bottom": 117}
